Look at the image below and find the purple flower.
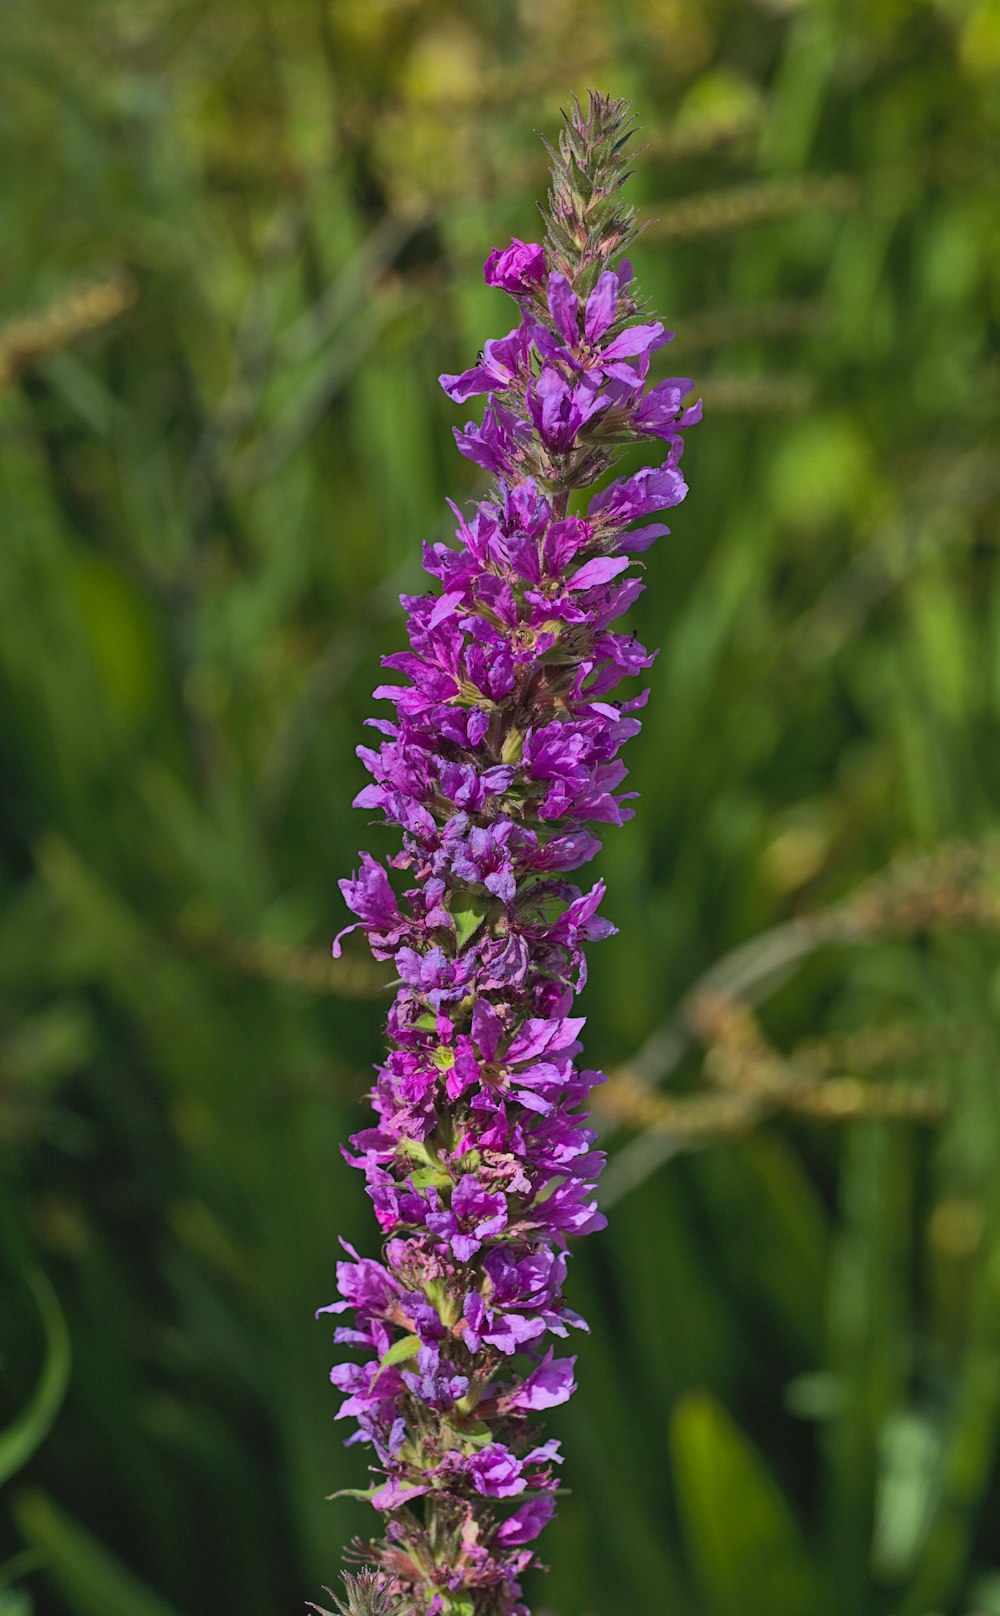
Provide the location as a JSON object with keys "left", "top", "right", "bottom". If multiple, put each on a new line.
{"left": 501, "top": 1352, "right": 577, "bottom": 1411}
{"left": 526, "top": 366, "right": 609, "bottom": 452}
{"left": 468, "top": 1444, "right": 527, "bottom": 1498}
{"left": 589, "top": 462, "right": 689, "bottom": 526}
{"left": 333, "top": 854, "right": 404, "bottom": 958}
{"left": 370, "top": 1475, "right": 430, "bottom": 1511}
{"left": 401, "top": 1362, "right": 469, "bottom": 1412}
{"left": 634, "top": 377, "right": 702, "bottom": 438}
{"left": 426, "top": 1176, "right": 508, "bottom": 1260}
{"left": 495, "top": 1496, "right": 556, "bottom": 1545}
{"left": 453, "top": 402, "right": 532, "bottom": 477}
{"left": 484, "top": 238, "right": 546, "bottom": 294}
{"left": 323, "top": 91, "right": 699, "bottom": 1616}
{"left": 439, "top": 321, "right": 533, "bottom": 404}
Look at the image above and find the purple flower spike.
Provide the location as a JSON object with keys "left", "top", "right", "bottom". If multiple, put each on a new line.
{"left": 321, "top": 92, "right": 699, "bottom": 1616}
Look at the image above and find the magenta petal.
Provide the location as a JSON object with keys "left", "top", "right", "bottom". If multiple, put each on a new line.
{"left": 567, "top": 555, "right": 631, "bottom": 590}
{"left": 370, "top": 1478, "right": 430, "bottom": 1511}
{"left": 438, "top": 365, "right": 497, "bottom": 402}
{"left": 546, "top": 271, "right": 580, "bottom": 345}
{"left": 584, "top": 270, "right": 619, "bottom": 343}
{"left": 601, "top": 321, "right": 668, "bottom": 359}
{"left": 496, "top": 1496, "right": 556, "bottom": 1545}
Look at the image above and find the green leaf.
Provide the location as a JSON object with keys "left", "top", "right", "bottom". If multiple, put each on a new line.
{"left": 871, "top": 1410, "right": 941, "bottom": 1582}
{"left": 398, "top": 1137, "right": 438, "bottom": 1168}
{"left": 670, "top": 1392, "right": 824, "bottom": 1616}
{"left": 445, "top": 1416, "right": 492, "bottom": 1448}
{"left": 378, "top": 1335, "right": 421, "bottom": 1370}
{"left": 0, "top": 1591, "right": 32, "bottom": 1616}
{"left": 0, "top": 1273, "right": 70, "bottom": 1488}
{"left": 407, "top": 1165, "right": 451, "bottom": 1190}
{"left": 14, "top": 1493, "right": 184, "bottom": 1616}
{"left": 968, "top": 1571, "right": 1000, "bottom": 1616}
{"left": 450, "top": 891, "right": 491, "bottom": 951}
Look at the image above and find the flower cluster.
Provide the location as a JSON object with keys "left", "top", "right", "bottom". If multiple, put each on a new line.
{"left": 321, "top": 94, "right": 699, "bottom": 1616}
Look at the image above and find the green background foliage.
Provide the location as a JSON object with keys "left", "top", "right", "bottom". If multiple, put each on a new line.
{"left": 1, "top": 1, "right": 998, "bottom": 1613}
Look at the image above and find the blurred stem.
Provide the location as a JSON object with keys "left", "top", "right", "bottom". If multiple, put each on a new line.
{"left": 823, "top": 1124, "right": 913, "bottom": 1614}
{"left": 898, "top": 1228, "right": 1000, "bottom": 1615}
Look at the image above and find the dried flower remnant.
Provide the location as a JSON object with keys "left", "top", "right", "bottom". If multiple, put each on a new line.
{"left": 309, "top": 1570, "right": 398, "bottom": 1616}
{"left": 0, "top": 270, "right": 136, "bottom": 389}
{"left": 319, "top": 93, "right": 699, "bottom": 1615}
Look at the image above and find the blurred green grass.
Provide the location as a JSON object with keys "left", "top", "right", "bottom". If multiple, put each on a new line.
{"left": 1, "top": 2, "right": 999, "bottom": 1614}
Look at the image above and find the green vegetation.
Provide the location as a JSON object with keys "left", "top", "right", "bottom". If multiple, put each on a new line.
{"left": 1, "top": 2, "right": 998, "bottom": 1613}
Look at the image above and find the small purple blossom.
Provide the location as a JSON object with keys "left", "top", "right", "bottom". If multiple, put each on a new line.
{"left": 495, "top": 1496, "right": 556, "bottom": 1547}
{"left": 426, "top": 1176, "right": 509, "bottom": 1261}
{"left": 483, "top": 238, "right": 547, "bottom": 295}
{"left": 453, "top": 402, "right": 532, "bottom": 478}
{"left": 321, "top": 93, "right": 699, "bottom": 1616}
{"left": 439, "top": 321, "right": 533, "bottom": 404}
{"left": 467, "top": 1444, "right": 527, "bottom": 1498}
{"left": 526, "top": 365, "right": 608, "bottom": 451}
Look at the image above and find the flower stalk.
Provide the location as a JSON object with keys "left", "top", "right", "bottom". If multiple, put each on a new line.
{"left": 320, "top": 92, "right": 699, "bottom": 1616}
